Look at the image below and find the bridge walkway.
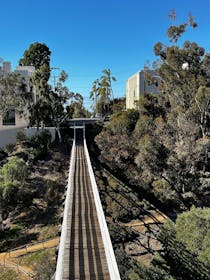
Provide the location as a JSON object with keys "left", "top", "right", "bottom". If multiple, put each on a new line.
{"left": 60, "top": 129, "right": 112, "bottom": 279}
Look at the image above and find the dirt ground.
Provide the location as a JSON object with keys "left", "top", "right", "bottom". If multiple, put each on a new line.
{"left": 123, "top": 211, "right": 168, "bottom": 265}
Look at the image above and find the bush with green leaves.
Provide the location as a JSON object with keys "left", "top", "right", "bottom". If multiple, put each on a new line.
{"left": 28, "top": 129, "right": 52, "bottom": 162}
{"left": 4, "top": 143, "right": 16, "bottom": 154}
{"left": 27, "top": 250, "right": 56, "bottom": 280}
{"left": 0, "top": 156, "right": 28, "bottom": 206}
{"left": 174, "top": 206, "right": 210, "bottom": 266}
{"left": 157, "top": 216, "right": 210, "bottom": 280}
{"left": 16, "top": 130, "right": 27, "bottom": 144}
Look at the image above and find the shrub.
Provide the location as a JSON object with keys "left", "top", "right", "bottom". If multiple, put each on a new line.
{"left": 27, "top": 129, "right": 52, "bottom": 163}
{"left": 30, "top": 129, "right": 51, "bottom": 149}
{"left": 4, "top": 143, "right": 16, "bottom": 154}
{"left": 28, "top": 129, "right": 52, "bottom": 161}
{"left": 16, "top": 130, "right": 27, "bottom": 144}
{"left": 0, "top": 157, "right": 29, "bottom": 207}
{"left": 0, "top": 149, "right": 7, "bottom": 161}
{"left": 30, "top": 250, "right": 56, "bottom": 280}
{"left": 0, "top": 156, "right": 28, "bottom": 183}
{"left": 0, "top": 268, "right": 19, "bottom": 280}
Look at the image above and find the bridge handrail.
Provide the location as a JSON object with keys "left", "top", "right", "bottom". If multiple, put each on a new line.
{"left": 55, "top": 139, "right": 76, "bottom": 280}
{"left": 84, "top": 139, "right": 121, "bottom": 280}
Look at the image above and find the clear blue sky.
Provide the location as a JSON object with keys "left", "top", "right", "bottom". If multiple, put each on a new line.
{"left": 1, "top": 0, "right": 210, "bottom": 109}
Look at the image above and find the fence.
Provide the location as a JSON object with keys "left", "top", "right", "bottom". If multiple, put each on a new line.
{"left": 0, "top": 236, "right": 59, "bottom": 279}
{"left": 0, "top": 259, "right": 34, "bottom": 279}
{"left": 54, "top": 139, "right": 76, "bottom": 280}
{"left": 84, "top": 139, "right": 121, "bottom": 280}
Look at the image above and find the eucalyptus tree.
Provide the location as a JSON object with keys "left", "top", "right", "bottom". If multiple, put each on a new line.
{"left": 19, "top": 42, "right": 51, "bottom": 104}
{"left": 49, "top": 70, "right": 85, "bottom": 142}
{"left": 19, "top": 42, "right": 53, "bottom": 128}
{"left": 152, "top": 14, "right": 210, "bottom": 200}
{"left": 19, "top": 42, "right": 51, "bottom": 72}
{"left": 47, "top": 70, "right": 72, "bottom": 142}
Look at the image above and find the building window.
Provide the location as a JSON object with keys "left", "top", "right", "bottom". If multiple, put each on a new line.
{"left": 3, "top": 109, "right": 16, "bottom": 125}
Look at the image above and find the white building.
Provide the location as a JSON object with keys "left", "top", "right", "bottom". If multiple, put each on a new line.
{"left": 126, "top": 70, "right": 160, "bottom": 110}
{"left": 0, "top": 64, "right": 36, "bottom": 127}
{"left": 0, "top": 61, "right": 12, "bottom": 77}
{"left": 0, "top": 62, "right": 36, "bottom": 148}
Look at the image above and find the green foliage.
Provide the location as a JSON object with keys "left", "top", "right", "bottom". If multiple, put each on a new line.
{"left": 96, "top": 110, "right": 139, "bottom": 173}
{"left": 19, "top": 42, "right": 51, "bottom": 70}
{"left": 30, "top": 129, "right": 51, "bottom": 149}
{"left": 134, "top": 262, "right": 174, "bottom": 280}
{"left": 16, "top": 131, "right": 27, "bottom": 144}
{"left": 19, "top": 42, "right": 87, "bottom": 139}
{"left": 152, "top": 179, "right": 178, "bottom": 207}
{"left": 28, "top": 129, "right": 51, "bottom": 161}
{"left": 109, "top": 224, "right": 138, "bottom": 246}
{"left": 135, "top": 134, "right": 168, "bottom": 179}
{"left": 0, "top": 156, "right": 27, "bottom": 183}
{"left": 166, "top": 13, "right": 197, "bottom": 43}
{"left": 90, "top": 69, "right": 116, "bottom": 115}
{"left": 109, "top": 109, "right": 139, "bottom": 135}
{"left": 175, "top": 206, "right": 210, "bottom": 264}
{"left": 195, "top": 86, "right": 210, "bottom": 138}
{"left": 95, "top": 13, "right": 210, "bottom": 211}
{"left": 129, "top": 272, "right": 141, "bottom": 280}
{"left": 0, "top": 72, "right": 28, "bottom": 116}
{"left": 138, "top": 94, "right": 166, "bottom": 118}
{"left": 0, "top": 268, "right": 19, "bottom": 280}
{"left": 0, "top": 223, "right": 25, "bottom": 251}
{"left": 0, "top": 156, "right": 29, "bottom": 207}
{"left": 19, "top": 43, "right": 52, "bottom": 128}
{"left": 94, "top": 15, "right": 210, "bottom": 278}
{"left": 167, "top": 24, "right": 187, "bottom": 43}
{"left": 31, "top": 250, "right": 56, "bottom": 280}
{"left": 4, "top": 143, "right": 16, "bottom": 154}
{"left": 115, "top": 246, "right": 138, "bottom": 280}
{"left": 157, "top": 219, "right": 210, "bottom": 279}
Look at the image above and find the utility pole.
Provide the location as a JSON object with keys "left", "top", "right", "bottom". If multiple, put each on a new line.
{"left": 50, "top": 67, "right": 60, "bottom": 89}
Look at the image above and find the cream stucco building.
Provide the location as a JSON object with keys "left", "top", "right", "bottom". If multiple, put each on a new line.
{"left": 0, "top": 62, "right": 36, "bottom": 147}
{"left": 126, "top": 70, "right": 160, "bottom": 110}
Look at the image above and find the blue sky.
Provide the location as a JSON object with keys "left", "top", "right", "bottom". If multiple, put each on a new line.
{"left": 1, "top": 0, "right": 210, "bottom": 109}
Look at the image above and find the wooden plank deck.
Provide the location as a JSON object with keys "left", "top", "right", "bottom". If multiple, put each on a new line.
{"left": 62, "top": 135, "right": 111, "bottom": 280}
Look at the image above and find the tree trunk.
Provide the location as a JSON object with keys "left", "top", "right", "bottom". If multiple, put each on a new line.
{"left": 56, "top": 126, "right": 62, "bottom": 143}
{"left": 0, "top": 207, "right": 6, "bottom": 232}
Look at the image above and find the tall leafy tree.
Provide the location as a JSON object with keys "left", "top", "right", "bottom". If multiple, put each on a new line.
{"left": 90, "top": 78, "right": 100, "bottom": 114}
{"left": 19, "top": 42, "right": 51, "bottom": 70}
{"left": 100, "top": 68, "right": 116, "bottom": 101}
{"left": 48, "top": 70, "right": 73, "bottom": 142}
{"left": 152, "top": 14, "right": 210, "bottom": 203}
{"left": 49, "top": 70, "right": 85, "bottom": 142}
{"left": 90, "top": 69, "right": 116, "bottom": 115}
{"left": 19, "top": 42, "right": 52, "bottom": 128}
